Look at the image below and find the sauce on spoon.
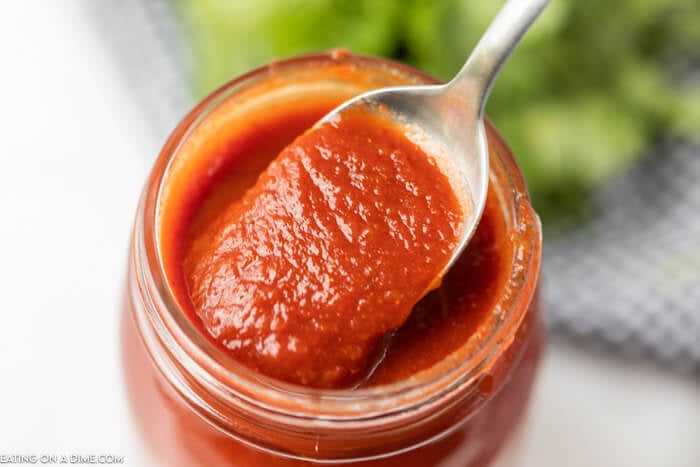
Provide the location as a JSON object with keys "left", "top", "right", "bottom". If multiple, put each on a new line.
{"left": 184, "top": 107, "right": 464, "bottom": 388}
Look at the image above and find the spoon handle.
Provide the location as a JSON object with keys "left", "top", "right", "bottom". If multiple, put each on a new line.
{"left": 447, "top": 0, "right": 550, "bottom": 118}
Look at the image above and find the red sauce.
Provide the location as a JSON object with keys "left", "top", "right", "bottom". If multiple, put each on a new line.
{"left": 124, "top": 54, "right": 544, "bottom": 467}
{"left": 159, "top": 73, "right": 511, "bottom": 390}
{"left": 182, "top": 108, "right": 463, "bottom": 388}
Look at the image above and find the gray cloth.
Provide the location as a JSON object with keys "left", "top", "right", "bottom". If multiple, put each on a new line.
{"left": 84, "top": 0, "right": 700, "bottom": 375}
{"left": 83, "top": 0, "right": 190, "bottom": 137}
{"left": 545, "top": 141, "right": 700, "bottom": 374}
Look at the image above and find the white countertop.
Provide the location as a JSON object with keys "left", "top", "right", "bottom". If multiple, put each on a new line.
{"left": 0, "top": 2, "right": 697, "bottom": 466}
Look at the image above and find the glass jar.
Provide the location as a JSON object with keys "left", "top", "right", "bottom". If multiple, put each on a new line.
{"left": 121, "top": 51, "right": 544, "bottom": 467}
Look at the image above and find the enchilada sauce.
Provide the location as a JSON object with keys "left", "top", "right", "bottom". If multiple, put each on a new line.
{"left": 125, "top": 56, "right": 543, "bottom": 467}
{"left": 181, "top": 108, "right": 463, "bottom": 388}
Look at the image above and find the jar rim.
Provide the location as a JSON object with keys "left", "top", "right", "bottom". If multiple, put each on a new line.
{"left": 132, "top": 51, "right": 542, "bottom": 428}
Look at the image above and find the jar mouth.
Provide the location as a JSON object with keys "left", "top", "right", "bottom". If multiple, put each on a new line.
{"left": 134, "top": 51, "right": 542, "bottom": 423}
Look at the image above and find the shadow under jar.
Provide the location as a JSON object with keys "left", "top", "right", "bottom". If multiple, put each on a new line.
{"left": 121, "top": 51, "right": 544, "bottom": 467}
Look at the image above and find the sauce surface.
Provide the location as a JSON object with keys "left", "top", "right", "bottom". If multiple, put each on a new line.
{"left": 160, "top": 73, "right": 510, "bottom": 390}
{"left": 183, "top": 108, "right": 463, "bottom": 388}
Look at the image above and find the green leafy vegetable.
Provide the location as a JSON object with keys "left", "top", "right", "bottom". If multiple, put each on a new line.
{"left": 175, "top": 0, "right": 700, "bottom": 223}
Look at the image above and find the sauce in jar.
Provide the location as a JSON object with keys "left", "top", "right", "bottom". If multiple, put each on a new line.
{"left": 123, "top": 52, "right": 544, "bottom": 467}
{"left": 182, "top": 107, "right": 464, "bottom": 388}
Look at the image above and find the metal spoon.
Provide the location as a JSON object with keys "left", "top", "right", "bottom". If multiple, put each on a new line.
{"left": 317, "top": 0, "right": 549, "bottom": 278}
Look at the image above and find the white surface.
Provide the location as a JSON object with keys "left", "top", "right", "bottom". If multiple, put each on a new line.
{"left": 0, "top": 2, "right": 698, "bottom": 466}
{"left": 522, "top": 343, "right": 700, "bottom": 467}
{"left": 0, "top": 0, "right": 155, "bottom": 460}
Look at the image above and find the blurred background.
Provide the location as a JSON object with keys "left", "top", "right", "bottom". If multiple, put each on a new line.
{"left": 157, "top": 0, "right": 700, "bottom": 225}
{"left": 0, "top": 1, "right": 698, "bottom": 466}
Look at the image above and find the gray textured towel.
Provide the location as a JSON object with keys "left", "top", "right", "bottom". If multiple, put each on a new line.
{"left": 545, "top": 140, "right": 700, "bottom": 373}
{"left": 85, "top": 0, "right": 700, "bottom": 375}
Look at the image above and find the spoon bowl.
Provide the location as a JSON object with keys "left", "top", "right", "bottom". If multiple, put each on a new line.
{"left": 317, "top": 0, "right": 549, "bottom": 276}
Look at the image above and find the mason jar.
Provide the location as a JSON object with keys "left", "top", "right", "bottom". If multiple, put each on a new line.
{"left": 121, "top": 51, "right": 544, "bottom": 467}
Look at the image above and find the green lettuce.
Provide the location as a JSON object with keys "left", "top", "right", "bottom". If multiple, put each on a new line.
{"left": 175, "top": 0, "right": 700, "bottom": 223}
